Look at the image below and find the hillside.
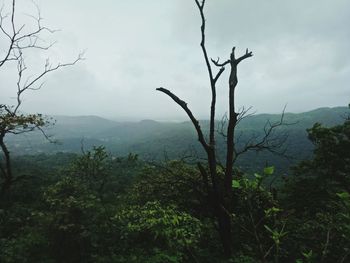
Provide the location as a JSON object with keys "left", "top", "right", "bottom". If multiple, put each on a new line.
{"left": 6, "top": 106, "right": 349, "bottom": 173}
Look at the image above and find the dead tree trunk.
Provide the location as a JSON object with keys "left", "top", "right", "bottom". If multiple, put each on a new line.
{"left": 157, "top": 1, "right": 291, "bottom": 256}
{"left": 156, "top": 0, "right": 253, "bottom": 255}
{"left": 224, "top": 48, "right": 253, "bottom": 200}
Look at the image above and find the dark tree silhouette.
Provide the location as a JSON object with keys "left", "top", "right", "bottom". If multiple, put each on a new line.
{"left": 0, "top": 0, "right": 82, "bottom": 196}
{"left": 157, "top": 0, "right": 287, "bottom": 256}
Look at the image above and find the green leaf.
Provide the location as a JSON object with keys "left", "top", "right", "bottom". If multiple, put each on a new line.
{"left": 264, "top": 166, "right": 275, "bottom": 175}
{"left": 265, "top": 207, "right": 282, "bottom": 217}
{"left": 264, "top": 225, "right": 273, "bottom": 233}
{"left": 232, "top": 180, "right": 241, "bottom": 189}
{"left": 302, "top": 250, "right": 313, "bottom": 259}
{"left": 337, "top": 192, "right": 350, "bottom": 200}
{"left": 254, "top": 173, "right": 262, "bottom": 179}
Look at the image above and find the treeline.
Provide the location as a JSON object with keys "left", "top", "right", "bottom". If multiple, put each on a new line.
{"left": 0, "top": 116, "right": 349, "bottom": 263}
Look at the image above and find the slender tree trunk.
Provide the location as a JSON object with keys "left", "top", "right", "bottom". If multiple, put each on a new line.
{"left": 217, "top": 205, "right": 232, "bottom": 256}
{"left": 207, "top": 147, "right": 232, "bottom": 256}
{"left": 225, "top": 56, "right": 238, "bottom": 199}
{"left": 0, "top": 133, "right": 12, "bottom": 196}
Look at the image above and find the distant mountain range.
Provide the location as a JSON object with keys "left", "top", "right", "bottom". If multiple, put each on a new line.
{"left": 6, "top": 106, "right": 349, "bottom": 174}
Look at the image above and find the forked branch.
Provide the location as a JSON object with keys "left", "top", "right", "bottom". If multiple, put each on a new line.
{"left": 235, "top": 107, "right": 294, "bottom": 159}
{"left": 234, "top": 48, "right": 253, "bottom": 65}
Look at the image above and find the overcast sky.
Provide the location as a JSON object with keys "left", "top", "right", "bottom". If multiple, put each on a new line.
{"left": 1, "top": 0, "right": 349, "bottom": 121}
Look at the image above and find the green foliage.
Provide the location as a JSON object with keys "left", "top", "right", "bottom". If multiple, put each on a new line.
{"left": 130, "top": 161, "right": 205, "bottom": 215}
{"left": 264, "top": 166, "right": 275, "bottom": 175}
{"left": 114, "top": 201, "right": 202, "bottom": 262}
{"left": 42, "top": 176, "right": 102, "bottom": 262}
{"left": 280, "top": 116, "right": 350, "bottom": 262}
{"left": 68, "top": 146, "right": 143, "bottom": 200}
{"left": 71, "top": 146, "right": 109, "bottom": 177}
{"left": 1, "top": 113, "right": 350, "bottom": 262}
{"left": 0, "top": 229, "right": 50, "bottom": 263}
{"left": 0, "top": 107, "right": 50, "bottom": 132}
{"left": 229, "top": 255, "right": 256, "bottom": 263}
{"left": 296, "top": 118, "right": 350, "bottom": 192}
{"left": 232, "top": 179, "right": 241, "bottom": 189}
{"left": 229, "top": 168, "right": 288, "bottom": 261}
{"left": 333, "top": 192, "right": 350, "bottom": 258}
{"left": 69, "top": 146, "right": 111, "bottom": 195}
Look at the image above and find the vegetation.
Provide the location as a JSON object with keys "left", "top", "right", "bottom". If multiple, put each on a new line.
{"left": 1, "top": 0, "right": 349, "bottom": 262}
{"left": 0, "top": 111, "right": 349, "bottom": 262}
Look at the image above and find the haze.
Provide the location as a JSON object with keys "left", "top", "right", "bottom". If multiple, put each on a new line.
{"left": 1, "top": 0, "right": 349, "bottom": 121}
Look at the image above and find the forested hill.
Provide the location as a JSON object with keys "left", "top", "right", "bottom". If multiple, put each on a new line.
{"left": 7, "top": 106, "right": 349, "bottom": 172}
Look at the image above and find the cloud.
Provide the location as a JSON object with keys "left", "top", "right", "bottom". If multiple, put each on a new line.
{"left": 1, "top": 0, "right": 349, "bottom": 120}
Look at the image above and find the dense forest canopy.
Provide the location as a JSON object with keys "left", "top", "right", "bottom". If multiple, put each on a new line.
{"left": 1, "top": 114, "right": 350, "bottom": 262}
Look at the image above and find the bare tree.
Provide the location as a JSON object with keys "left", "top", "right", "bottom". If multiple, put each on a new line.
{"left": 0, "top": 0, "right": 82, "bottom": 196}
{"left": 157, "top": 0, "right": 287, "bottom": 256}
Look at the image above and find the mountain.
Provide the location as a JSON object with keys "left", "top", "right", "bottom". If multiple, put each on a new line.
{"left": 6, "top": 106, "right": 349, "bottom": 173}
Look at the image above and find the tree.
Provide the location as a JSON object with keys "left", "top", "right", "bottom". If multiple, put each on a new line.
{"left": 305, "top": 119, "right": 350, "bottom": 192}
{"left": 285, "top": 106, "right": 350, "bottom": 213}
{"left": 280, "top": 111, "right": 350, "bottom": 263}
{"left": 0, "top": 0, "right": 82, "bottom": 196}
{"left": 114, "top": 201, "right": 202, "bottom": 262}
{"left": 157, "top": 0, "right": 286, "bottom": 256}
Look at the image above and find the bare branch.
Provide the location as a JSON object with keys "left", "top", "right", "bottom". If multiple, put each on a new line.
{"left": 13, "top": 53, "right": 83, "bottom": 114}
{"left": 0, "top": 0, "right": 82, "bottom": 194}
{"left": 235, "top": 106, "right": 295, "bottom": 159}
{"left": 157, "top": 87, "right": 209, "bottom": 152}
{"left": 194, "top": 0, "right": 205, "bottom": 10}
{"left": 0, "top": 0, "right": 16, "bottom": 67}
{"left": 194, "top": 0, "right": 218, "bottom": 146}
{"left": 211, "top": 57, "right": 230, "bottom": 67}
{"left": 24, "top": 53, "right": 82, "bottom": 90}
{"left": 217, "top": 107, "right": 255, "bottom": 141}
{"left": 0, "top": 0, "right": 61, "bottom": 67}
{"left": 237, "top": 106, "right": 255, "bottom": 125}
{"left": 213, "top": 66, "right": 226, "bottom": 84}
{"left": 216, "top": 113, "right": 228, "bottom": 139}
{"left": 234, "top": 48, "right": 253, "bottom": 65}
{"left": 36, "top": 126, "right": 57, "bottom": 143}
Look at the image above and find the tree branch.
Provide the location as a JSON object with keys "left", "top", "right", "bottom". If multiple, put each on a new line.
{"left": 0, "top": 0, "right": 82, "bottom": 195}
{"left": 194, "top": 0, "right": 217, "bottom": 146}
{"left": 235, "top": 107, "right": 295, "bottom": 159}
{"left": 234, "top": 48, "right": 253, "bottom": 65}
{"left": 156, "top": 87, "right": 209, "bottom": 152}
{"left": 211, "top": 57, "right": 230, "bottom": 67}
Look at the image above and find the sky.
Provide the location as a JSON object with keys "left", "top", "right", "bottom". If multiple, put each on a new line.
{"left": 1, "top": 0, "right": 349, "bottom": 121}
